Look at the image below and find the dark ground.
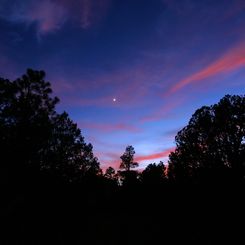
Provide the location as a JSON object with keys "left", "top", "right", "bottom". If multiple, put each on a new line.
{"left": 1, "top": 177, "right": 244, "bottom": 245}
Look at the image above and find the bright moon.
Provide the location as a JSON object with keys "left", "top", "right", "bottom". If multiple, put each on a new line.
{"left": 113, "top": 98, "right": 116, "bottom": 102}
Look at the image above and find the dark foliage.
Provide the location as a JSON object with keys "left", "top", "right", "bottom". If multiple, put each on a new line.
{"left": 168, "top": 94, "right": 245, "bottom": 183}
{"left": 105, "top": 166, "right": 116, "bottom": 179}
{"left": 1, "top": 70, "right": 244, "bottom": 244}
{"left": 0, "top": 69, "right": 100, "bottom": 184}
{"left": 118, "top": 145, "right": 140, "bottom": 187}
{"left": 119, "top": 145, "right": 139, "bottom": 171}
{"left": 141, "top": 161, "right": 166, "bottom": 185}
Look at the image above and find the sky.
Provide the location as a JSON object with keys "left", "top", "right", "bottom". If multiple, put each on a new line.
{"left": 0, "top": 0, "right": 245, "bottom": 170}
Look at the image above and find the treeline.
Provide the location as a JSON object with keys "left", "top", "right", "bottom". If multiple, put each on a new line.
{"left": 1, "top": 69, "right": 245, "bottom": 244}
{"left": 1, "top": 69, "right": 244, "bottom": 186}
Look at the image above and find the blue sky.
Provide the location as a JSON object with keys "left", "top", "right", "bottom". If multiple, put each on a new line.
{"left": 0, "top": 0, "right": 245, "bottom": 170}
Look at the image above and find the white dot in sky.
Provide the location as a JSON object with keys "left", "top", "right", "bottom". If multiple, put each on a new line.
{"left": 113, "top": 98, "right": 117, "bottom": 102}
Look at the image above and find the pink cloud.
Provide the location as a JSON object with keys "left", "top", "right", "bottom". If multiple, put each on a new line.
{"left": 98, "top": 147, "right": 175, "bottom": 172}
{"left": 135, "top": 147, "right": 175, "bottom": 162}
{"left": 96, "top": 152, "right": 121, "bottom": 171}
{"left": 168, "top": 42, "right": 245, "bottom": 94}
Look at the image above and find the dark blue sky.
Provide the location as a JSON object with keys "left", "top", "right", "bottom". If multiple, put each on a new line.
{"left": 1, "top": 0, "right": 245, "bottom": 169}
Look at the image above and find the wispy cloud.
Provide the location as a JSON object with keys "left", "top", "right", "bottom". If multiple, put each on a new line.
{"left": 0, "top": 0, "right": 66, "bottom": 34}
{"left": 168, "top": 42, "right": 245, "bottom": 95}
{"left": 0, "top": 0, "right": 111, "bottom": 34}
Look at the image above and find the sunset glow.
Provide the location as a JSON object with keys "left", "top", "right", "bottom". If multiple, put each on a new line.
{"left": 1, "top": 0, "right": 245, "bottom": 169}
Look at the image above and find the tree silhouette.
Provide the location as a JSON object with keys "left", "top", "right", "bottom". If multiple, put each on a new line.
{"left": 168, "top": 94, "right": 245, "bottom": 182}
{"left": 141, "top": 161, "right": 166, "bottom": 185}
{"left": 104, "top": 166, "right": 118, "bottom": 188}
{"left": 119, "top": 145, "right": 138, "bottom": 171}
{"left": 105, "top": 167, "right": 116, "bottom": 179}
{"left": 40, "top": 112, "right": 100, "bottom": 182}
{"left": 1, "top": 70, "right": 244, "bottom": 244}
{"left": 0, "top": 69, "right": 58, "bottom": 180}
{"left": 118, "top": 146, "right": 139, "bottom": 187}
{"left": 0, "top": 69, "right": 100, "bottom": 183}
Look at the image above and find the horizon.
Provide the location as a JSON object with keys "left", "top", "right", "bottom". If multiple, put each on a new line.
{"left": 1, "top": 0, "right": 245, "bottom": 170}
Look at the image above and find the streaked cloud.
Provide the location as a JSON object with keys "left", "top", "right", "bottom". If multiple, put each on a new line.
{"left": 99, "top": 147, "right": 175, "bottom": 171}
{"left": 168, "top": 42, "right": 245, "bottom": 94}
{"left": 135, "top": 147, "right": 175, "bottom": 162}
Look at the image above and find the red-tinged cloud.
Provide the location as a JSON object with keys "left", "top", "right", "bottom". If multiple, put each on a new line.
{"left": 96, "top": 152, "right": 121, "bottom": 171}
{"left": 99, "top": 147, "right": 175, "bottom": 171}
{"left": 135, "top": 147, "right": 175, "bottom": 162}
{"left": 79, "top": 121, "right": 141, "bottom": 133}
{"left": 168, "top": 42, "right": 245, "bottom": 94}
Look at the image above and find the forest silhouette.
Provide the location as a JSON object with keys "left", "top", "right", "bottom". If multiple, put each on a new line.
{"left": 1, "top": 69, "right": 244, "bottom": 244}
